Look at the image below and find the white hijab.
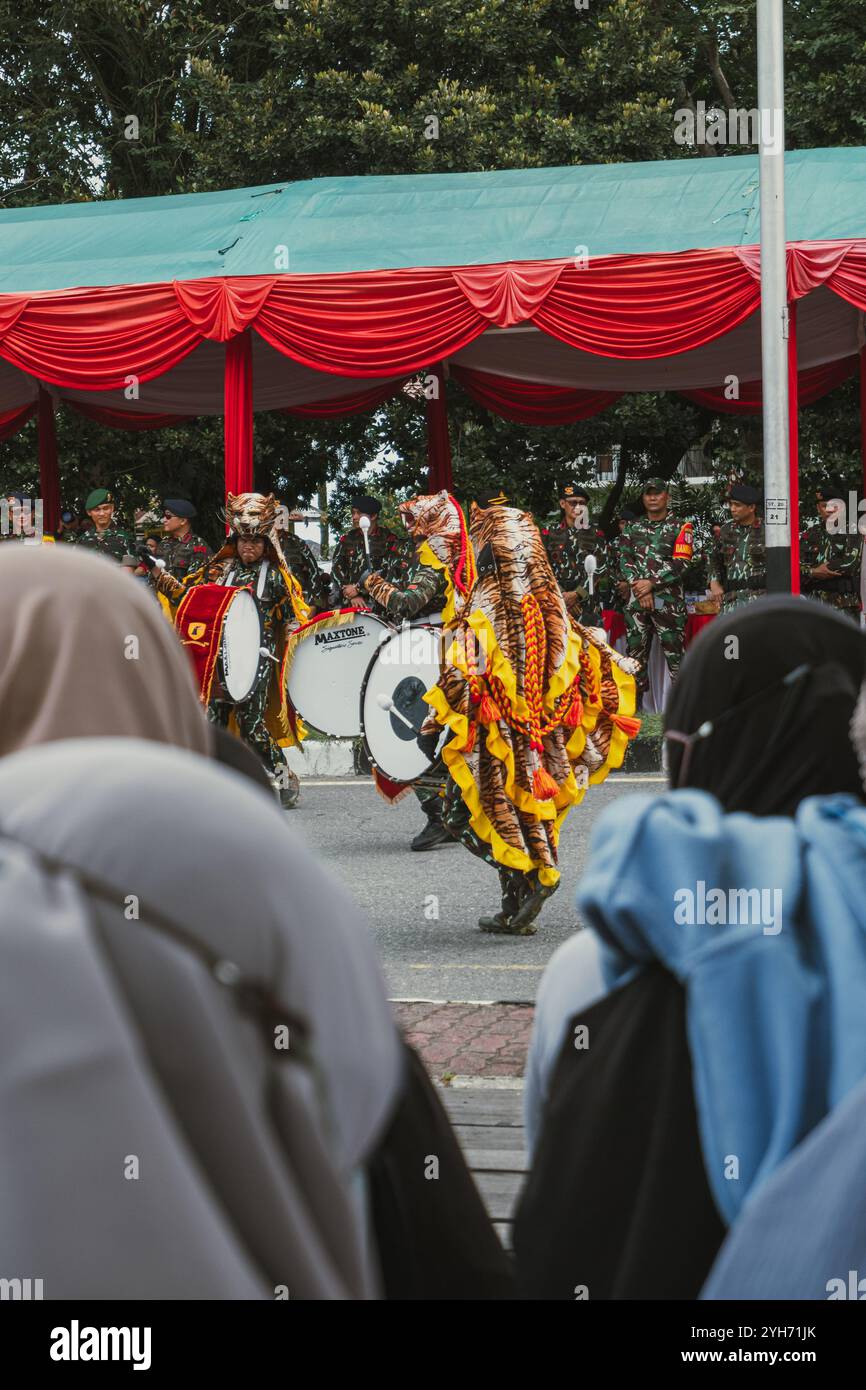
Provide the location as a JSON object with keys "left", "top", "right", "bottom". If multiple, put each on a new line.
{"left": 0, "top": 739, "right": 402, "bottom": 1299}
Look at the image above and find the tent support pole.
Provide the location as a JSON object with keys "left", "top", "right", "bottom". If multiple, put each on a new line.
{"left": 860, "top": 345, "right": 866, "bottom": 503}
{"left": 225, "top": 329, "right": 254, "bottom": 500}
{"left": 757, "top": 0, "right": 791, "bottom": 593}
{"left": 787, "top": 300, "right": 800, "bottom": 594}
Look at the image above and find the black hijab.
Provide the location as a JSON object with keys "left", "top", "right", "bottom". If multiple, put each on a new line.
{"left": 665, "top": 596, "right": 866, "bottom": 816}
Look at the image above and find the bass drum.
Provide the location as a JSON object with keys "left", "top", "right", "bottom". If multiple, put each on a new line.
{"left": 286, "top": 608, "right": 392, "bottom": 737}
{"left": 219, "top": 588, "right": 265, "bottom": 703}
{"left": 360, "top": 624, "right": 447, "bottom": 783}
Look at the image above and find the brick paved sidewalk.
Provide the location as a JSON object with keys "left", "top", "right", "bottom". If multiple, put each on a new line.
{"left": 392, "top": 1000, "right": 534, "bottom": 1081}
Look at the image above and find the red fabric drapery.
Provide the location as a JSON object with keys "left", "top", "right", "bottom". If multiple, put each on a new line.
{"left": 452, "top": 365, "right": 621, "bottom": 423}
{"left": 788, "top": 302, "right": 800, "bottom": 594}
{"left": 67, "top": 401, "right": 195, "bottom": 429}
{"left": 680, "top": 354, "right": 857, "bottom": 414}
{"left": 0, "top": 399, "right": 36, "bottom": 440}
{"left": 426, "top": 363, "right": 454, "bottom": 492}
{"left": 37, "top": 387, "right": 61, "bottom": 534}
{"left": 224, "top": 330, "right": 253, "bottom": 497}
{"left": 280, "top": 378, "right": 407, "bottom": 418}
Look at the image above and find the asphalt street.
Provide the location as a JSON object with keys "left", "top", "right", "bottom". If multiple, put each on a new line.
{"left": 290, "top": 774, "right": 665, "bottom": 1004}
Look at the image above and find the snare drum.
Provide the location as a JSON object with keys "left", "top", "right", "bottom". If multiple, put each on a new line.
{"left": 360, "top": 624, "right": 447, "bottom": 784}
{"left": 286, "top": 608, "right": 392, "bottom": 737}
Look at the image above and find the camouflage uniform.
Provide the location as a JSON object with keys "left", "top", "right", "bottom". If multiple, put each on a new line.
{"left": 800, "top": 522, "right": 862, "bottom": 619}
{"left": 361, "top": 546, "right": 446, "bottom": 621}
{"left": 158, "top": 530, "right": 213, "bottom": 581}
{"left": 74, "top": 525, "right": 133, "bottom": 562}
{"left": 155, "top": 556, "right": 296, "bottom": 783}
{"left": 618, "top": 515, "right": 691, "bottom": 690}
{"left": 542, "top": 520, "right": 609, "bottom": 621}
{"left": 709, "top": 520, "right": 766, "bottom": 611}
{"left": 331, "top": 525, "right": 406, "bottom": 614}
{"left": 278, "top": 531, "right": 331, "bottom": 612}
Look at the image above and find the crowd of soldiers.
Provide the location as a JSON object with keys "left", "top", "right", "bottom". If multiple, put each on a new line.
{"left": 4, "top": 472, "right": 862, "bottom": 723}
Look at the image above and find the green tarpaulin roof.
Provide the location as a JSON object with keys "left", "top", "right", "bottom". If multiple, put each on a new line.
{"left": 0, "top": 147, "right": 864, "bottom": 294}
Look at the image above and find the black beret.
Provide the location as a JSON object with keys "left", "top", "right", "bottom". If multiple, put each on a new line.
{"left": 559, "top": 481, "right": 590, "bottom": 502}
{"left": 474, "top": 487, "right": 510, "bottom": 508}
{"left": 6, "top": 491, "right": 30, "bottom": 505}
{"left": 642, "top": 476, "right": 669, "bottom": 493}
{"left": 728, "top": 483, "right": 760, "bottom": 504}
{"left": 350, "top": 495, "right": 382, "bottom": 516}
{"left": 620, "top": 506, "right": 638, "bottom": 521}
{"left": 163, "top": 498, "right": 197, "bottom": 519}
{"left": 816, "top": 477, "right": 849, "bottom": 502}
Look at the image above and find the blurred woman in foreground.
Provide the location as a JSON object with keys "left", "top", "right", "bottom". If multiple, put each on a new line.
{"left": 517, "top": 597, "right": 866, "bottom": 1299}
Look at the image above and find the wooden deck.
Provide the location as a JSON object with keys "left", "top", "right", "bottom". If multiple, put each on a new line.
{"left": 441, "top": 1086, "right": 526, "bottom": 1250}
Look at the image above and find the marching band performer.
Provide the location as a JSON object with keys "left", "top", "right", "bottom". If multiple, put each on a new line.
{"left": 140, "top": 492, "right": 312, "bottom": 809}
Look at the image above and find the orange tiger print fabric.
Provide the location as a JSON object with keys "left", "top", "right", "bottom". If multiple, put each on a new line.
{"left": 423, "top": 502, "right": 640, "bottom": 886}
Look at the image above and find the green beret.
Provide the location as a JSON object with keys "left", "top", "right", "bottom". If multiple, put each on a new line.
{"left": 85, "top": 488, "right": 113, "bottom": 511}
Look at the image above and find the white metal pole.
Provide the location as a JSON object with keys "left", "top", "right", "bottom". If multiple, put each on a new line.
{"left": 757, "top": 0, "right": 791, "bottom": 591}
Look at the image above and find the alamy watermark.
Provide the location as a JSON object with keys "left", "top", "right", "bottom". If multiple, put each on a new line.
{"left": 673, "top": 102, "right": 782, "bottom": 156}
{"left": 674, "top": 881, "right": 783, "bottom": 936}
{"left": 1, "top": 497, "right": 44, "bottom": 541}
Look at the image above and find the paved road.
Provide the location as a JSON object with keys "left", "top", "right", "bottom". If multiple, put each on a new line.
{"left": 291, "top": 774, "right": 664, "bottom": 1004}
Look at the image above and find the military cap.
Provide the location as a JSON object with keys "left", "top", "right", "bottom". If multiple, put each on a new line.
{"left": 163, "top": 498, "right": 197, "bottom": 519}
{"left": 728, "top": 482, "right": 760, "bottom": 505}
{"left": 85, "top": 487, "right": 113, "bottom": 511}
{"left": 559, "top": 481, "right": 590, "bottom": 502}
{"left": 350, "top": 494, "right": 382, "bottom": 516}
{"left": 642, "top": 476, "right": 669, "bottom": 493}
{"left": 816, "top": 476, "right": 849, "bottom": 502}
{"left": 474, "top": 487, "right": 510, "bottom": 508}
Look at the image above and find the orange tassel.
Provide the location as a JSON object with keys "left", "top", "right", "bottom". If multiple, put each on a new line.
{"left": 563, "top": 691, "right": 583, "bottom": 729}
{"left": 611, "top": 712, "right": 642, "bottom": 737}
{"left": 479, "top": 691, "right": 500, "bottom": 724}
{"left": 462, "top": 722, "right": 477, "bottom": 755}
{"left": 532, "top": 765, "right": 560, "bottom": 801}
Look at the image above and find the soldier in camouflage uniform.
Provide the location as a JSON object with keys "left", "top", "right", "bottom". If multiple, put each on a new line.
{"left": 331, "top": 494, "right": 406, "bottom": 614}
{"left": 74, "top": 488, "right": 133, "bottom": 562}
{"left": 800, "top": 477, "right": 862, "bottom": 621}
{"left": 708, "top": 483, "right": 766, "bottom": 612}
{"left": 141, "top": 498, "right": 311, "bottom": 808}
{"left": 360, "top": 492, "right": 459, "bottom": 852}
{"left": 542, "top": 481, "right": 609, "bottom": 624}
{"left": 158, "top": 498, "right": 213, "bottom": 580}
{"left": 619, "top": 478, "right": 693, "bottom": 695}
{"left": 0, "top": 492, "right": 56, "bottom": 545}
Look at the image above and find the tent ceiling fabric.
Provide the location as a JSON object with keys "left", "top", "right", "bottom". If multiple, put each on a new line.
{"left": 1, "top": 148, "right": 865, "bottom": 290}
{"left": 0, "top": 149, "right": 864, "bottom": 421}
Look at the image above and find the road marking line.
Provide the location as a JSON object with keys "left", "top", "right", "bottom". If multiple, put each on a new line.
{"left": 391, "top": 997, "right": 534, "bottom": 1006}
{"left": 437, "top": 1076, "right": 525, "bottom": 1090}
{"left": 408, "top": 962, "right": 543, "bottom": 971}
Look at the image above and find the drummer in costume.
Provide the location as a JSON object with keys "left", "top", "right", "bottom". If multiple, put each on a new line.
{"left": 332, "top": 494, "right": 406, "bottom": 613}
{"left": 141, "top": 491, "right": 312, "bottom": 809}
{"left": 74, "top": 488, "right": 133, "bottom": 561}
{"left": 358, "top": 489, "right": 470, "bottom": 850}
{"left": 371, "top": 491, "right": 640, "bottom": 934}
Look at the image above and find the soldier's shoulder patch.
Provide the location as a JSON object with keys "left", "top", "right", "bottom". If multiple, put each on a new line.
{"left": 673, "top": 521, "right": 694, "bottom": 560}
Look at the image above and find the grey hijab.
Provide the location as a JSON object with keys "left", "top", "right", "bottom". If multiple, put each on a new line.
{"left": 0, "top": 739, "right": 402, "bottom": 1299}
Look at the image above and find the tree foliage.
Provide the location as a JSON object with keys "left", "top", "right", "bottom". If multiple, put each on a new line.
{"left": 1, "top": 0, "right": 864, "bottom": 523}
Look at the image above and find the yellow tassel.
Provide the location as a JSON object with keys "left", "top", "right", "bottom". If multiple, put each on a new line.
{"left": 479, "top": 691, "right": 500, "bottom": 724}
{"left": 533, "top": 765, "right": 560, "bottom": 801}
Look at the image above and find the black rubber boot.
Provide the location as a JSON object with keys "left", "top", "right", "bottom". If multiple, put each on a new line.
{"left": 508, "top": 873, "right": 559, "bottom": 933}
{"left": 410, "top": 817, "right": 458, "bottom": 851}
{"left": 479, "top": 871, "right": 530, "bottom": 934}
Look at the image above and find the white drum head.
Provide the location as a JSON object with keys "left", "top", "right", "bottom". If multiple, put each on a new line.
{"left": 220, "top": 589, "right": 263, "bottom": 702}
{"left": 287, "top": 609, "right": 392, "bottom": 737}
{"left": 361, "top": 625, "right": 446, "bottom": 783}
